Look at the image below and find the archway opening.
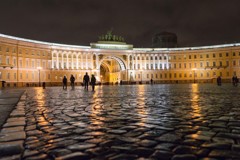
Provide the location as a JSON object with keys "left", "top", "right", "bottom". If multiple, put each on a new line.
{"left": 100, "top": 57, "right": 124, "bottom": 84}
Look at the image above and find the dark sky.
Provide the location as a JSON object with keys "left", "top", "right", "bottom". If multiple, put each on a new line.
{"left": 1, "top": 0, "right": 240, "bottom": 47}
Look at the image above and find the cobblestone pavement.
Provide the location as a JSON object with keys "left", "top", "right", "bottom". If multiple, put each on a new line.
{"left": 1, "top": 84, "right": 240, "bottom": 160}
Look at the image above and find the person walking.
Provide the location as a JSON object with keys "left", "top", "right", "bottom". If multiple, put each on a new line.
{"left": 70, "top": 74, "right": 75, "bottom": 89}
{"left": 62, "top": 76, "right": 67, "bottom": 90}
{"left": 90, "top": 74, "right": 96, "bottom": 91}
{"left": 217, "top": 76, "right": 222, "bottom": 86}
{"left": 83, "top": 72, "right": 90, "bottom": 90}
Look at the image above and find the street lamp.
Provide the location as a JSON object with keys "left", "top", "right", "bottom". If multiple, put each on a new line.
{"left": 192, "top": 68, "right": 196, "bottom": 83}
{"left": 37, "top": 67, "right": 42, "bottom": 87}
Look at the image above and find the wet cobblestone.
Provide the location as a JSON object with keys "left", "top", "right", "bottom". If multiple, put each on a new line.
{"left": 1, "top": 84, "right": 240, "bottom": 159}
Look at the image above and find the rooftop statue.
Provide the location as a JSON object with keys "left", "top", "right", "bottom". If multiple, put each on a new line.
{"left": 99, "top": 30, "right": 125, "bottom": 42}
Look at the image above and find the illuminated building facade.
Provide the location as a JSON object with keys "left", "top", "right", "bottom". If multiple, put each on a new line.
{"left": 0, "top": 33, "right": 240, "bottom": 87}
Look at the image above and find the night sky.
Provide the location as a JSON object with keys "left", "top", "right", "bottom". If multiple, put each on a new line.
{"left": 1, "top": 0, "right": 240, "bottom": 47}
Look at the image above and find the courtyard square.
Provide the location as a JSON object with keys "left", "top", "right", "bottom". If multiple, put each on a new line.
{"left": 1, "top": 84, "right": 240, "bottom": 160}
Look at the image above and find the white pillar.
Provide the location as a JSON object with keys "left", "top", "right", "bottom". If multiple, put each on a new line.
{"left": 158, "top": 54, "right": 160, "bottom": 69}
{"left": 67, "top": 53, "right": 69, "bottom": 69}
{"left": 71, "top": 53, "right": 74, "bottom": 69}
{"left": 51, "top": 52, "right": 54, "bottom": 68}
{"left": 56, "top": 53, "right": 59, "bottom": 69}
{"left": 91, "top": 53, "right": 94, "bottom": 69}
{"left": 127, "top": 54, "right": 130, "bottom": 69}
{"left": 81, "top": 53, "right": 83, "bottom": 69}
{"left": 96, "top": 53, "right": 99, "bottom": 69}
{"left": 153, "top": 54, "right": 156, "bottom": 70}
{"left": 85, "top": 53, "right": 88, "bottom": 69}
{"left": 77, "top": 53, "right": 79, "bottom": 69}
{"left": 144, "top": 55, "right": 147, "bottom": 70}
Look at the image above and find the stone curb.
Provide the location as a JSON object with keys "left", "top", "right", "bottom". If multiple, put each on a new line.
{"left": 0, "top": 93, "right": 26, "bottom": 159}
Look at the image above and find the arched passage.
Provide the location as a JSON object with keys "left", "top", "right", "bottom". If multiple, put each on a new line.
{"left": 99, "top": 56, "right": 127, "bottom": 83}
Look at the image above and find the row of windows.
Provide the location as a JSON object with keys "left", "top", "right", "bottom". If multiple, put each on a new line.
{"left": 133, "top": 72, "right": 231, "bottom": 79}
{"left": 0, "top": 46, "right": 50, "bottom": 56}
{"left": 131, "top": 52, "right": 240, "bottom": 61}
{"left": 0, "top": 72, "right": 50, "bottom": 80}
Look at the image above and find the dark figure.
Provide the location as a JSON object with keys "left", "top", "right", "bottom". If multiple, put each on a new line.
{"left": 90, "top": 74, "right": 96, "bottom": 91}
{"left": 70, "top": 75, "right": 75, "bottom": 89}
{"left": 83, "top": 72, "right": 90, "bottom": 90}
{"left": 232, "top": 75, "right": 238, "bottom": 86}
{"left": 120, "top": 80, "right": 123, "bottom": 85}
{"left": 1, "top": 81, "right": 6, "bottom": 88}
{"left": 42, "top": 82, "right": 46, "bottom": 89}
{"left": 217, "top": 76, "right": 222, "bottom": 86}
{"left": 150, "top": 79, "right": 153, "bottom": 85}
{"left": 63, "top": 76, "right": 67, "bottom": 90}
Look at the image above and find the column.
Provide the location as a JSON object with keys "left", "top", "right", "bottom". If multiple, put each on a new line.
{"left": 81, "top": 53, "right": 83, "bottom": 69}
{"left": 149, "top": 54, "right": 151, "bottom": 69}
{"left": 56, "top": 53, "right": 59, "bottom": 69}
{"left": 67, "top": 53, "right": 69, "bottom": 69}
{"left": 96, "top": 53, "right": 99, "bottom": 69}
{"left": 158, "top": 54, "right": 160, "bottom": 69}
{"left": 76, "top": 53, "right": 79, "bottom": 69}
{"left": 91, "top": 53, "right": 94, "bottom": 69}
{"left": 136, "top": 55, "right": 138, "bottom": 70}
{"left": 71, "top": 53, "right": 74, "bottom": 69}
{"left": 85, "top": 53, "right": 88, "bottom": 69}
{"left": 51, "top": 52, "right": 54, "bottom": 68}
{"left": 144, "top": 54, "right": 147, "bottom": 70}
{"left": 153, "top": 54, "right": 156, "bottom": 70}
{"left": 127, "top": 54, "right": 130, "bottom": 69}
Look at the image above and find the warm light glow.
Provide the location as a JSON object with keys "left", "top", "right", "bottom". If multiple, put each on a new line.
{"left": 37, "top": 67, "right": 42, "bottom": 70}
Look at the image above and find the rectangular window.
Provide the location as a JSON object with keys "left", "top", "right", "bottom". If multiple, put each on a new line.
{"left": 174, "top": 64, "right": 176, "bottom": 69}
{"left": 147, "top": 74, "right": 149, "bottom": 78}
{"left": 184, "top": 63, "right": 186, "bottom": 68}
{"left": 233, "top": 60, "right": 236, "bottom": 66}
{"left": 179, "top": 63, "right": 181, "bottom": 68}
{"left": 206, "top": 54, "right": 209, "bottom": 58}
{"left": 219, "top": 53, "right": 222, "bottom": 57}
{"left": 20, "top": 60, "right": 22, "bottom": 67}
{"left": 14, "top": 73, "right": 16, "bottom": 80}
{"left": 233, "top": 52, "right": 236, "bottom": 56}
{"left": 6, "top": 57, "right": 10, "bottom": 64}
{"left": 0, "top": 72, "right": 2, "bottom": 79}
{"left": 48, "top": 74, "right": 50, "bottom": 80}
{"left": 156, "top": 74, "right": 158, "bottom": 78}
{"left": 200, "top": 55, "right": 203, "bottom": 58}
{"left": 213, "top": 62, "right": 216, "bottom": 66}
{"left": 213, "top": 54, "right": 215, "bottom": 58}
{"left": 226, "top": 53, "right": 229, "bottom": 57}
{"left": 226, "top": 61, "right": 229, "bottom": 66}
{"left": 189, "top": 55, "right": 191, "bottom": 59}
{"left": 200, "top": 62, "right": 203, "bottom": 68}
{"left": 206, "top": 62, "right": 209, "bottom": 66}
{"left": 219, "top": 61, "right": 222, "bottom": 66}
{"left": 13, "top": 59, "right": 16, "bottom": 66}
{"left": 194, "top": 55, "right": 197, "bottom": 59}
{"left": 189, "top": 63, "right": 192, "bottom": 68}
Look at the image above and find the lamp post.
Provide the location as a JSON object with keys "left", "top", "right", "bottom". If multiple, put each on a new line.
{"left": 192, "top": 68, "right": 196, "bottom": 83}
{"left": 37, "top": 67, "right": 42, "bottom": 87}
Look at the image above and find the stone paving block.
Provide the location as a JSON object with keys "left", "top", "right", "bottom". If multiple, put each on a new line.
{"left": 0, "top": 140, "right": 24, "bottom": 156}
{"left": 55, "top": 152, "right": 90, "bottom": 160}
{"left": 0, "top": 131, "right": 26, "bottom": 142}
{"left": 0, "top": 126, "right": 24, "bottom": 133}
{"left": 3, "top": 121, "right": 25, "bottom": 128}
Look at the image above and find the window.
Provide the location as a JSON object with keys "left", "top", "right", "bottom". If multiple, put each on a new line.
{"left": 206, "top": 62, "right": 209, "bottom": 66}
{"left": 219, "top": 53, "right": 222, "bottom": 57}
{"left": 184, "top": 63, "right": 186, "bottom": 68}
{"left": 189, "top": 55, "right": 191, "bottom": 59}
{"left": 207, "top": 72, "right": 209, "bottom": 77}
{"left": 200, "top": 55, "right": 203, "bottom": 58}
{"left": 179, "top": 63, "right": 181, "bottom": 68}
{"left": 164, "top": 56, "right": 167, "bottom": 60}
{"left": 174, "top": 64, "right": 176, "bottom": 69}
{"left": 213, "top": 62, "right": 216, "bottom": 66}
{"left": 48, "top": 74, "right": 50, "bottom": 80}
{"left": 14, "top": 73, "right": 16, "bottom": 80}
{"left": 226, "top": 61, "right": 229, "bottom": 66}
{"left": 226, "top": 52, "right": 229, "bottom": 57}
{"left": 206, "top": 54, "right": 209, "bottom": 58}
{"left": 156, "top": 74, "right": 158, "bottom": 78}
{"left": 0, "top": 72, "right": 2, "bottom": 79}
{"left": 13, "top": 59, "right": 16, "bottom": 66}
{"left": 7, "top": 73, "right": 10, "bottom": 79}
{"left": 233, "top": 52, "right": 236, "bottom": 56}
{"left": 219, "top": 61, "right": 222, "bottom": 66}
{"left": 189, "top": 63, "right": 192, "bottom": 68}
{"left": 194, "top": 55, "right": 197, "bottom": 59}
{"left": 200, "top": 62, "right": 203, "bottom": 68}
{"left": 147, "top": 74, "right": 149, "bottom": 78}
{"left": 174, "top": 73, "right": 177, "bottom": 78}
{"left": 155, "top": 57, "right": 158, "bottom": 60}
{"left": 32, "top": 61, "right": 35, "bottom": 68}
{"left": 6, "top": 48, "right": 9, "bottom": 52}
{"left": 213, "top": 54, "right": 215, "bottom": 58}
{"left": 233, "top": 60, "right": 236, "bottom": 66}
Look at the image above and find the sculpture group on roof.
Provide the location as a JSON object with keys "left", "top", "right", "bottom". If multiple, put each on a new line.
{"left": 98, "top": 30, "right": 125, "bottom": 42}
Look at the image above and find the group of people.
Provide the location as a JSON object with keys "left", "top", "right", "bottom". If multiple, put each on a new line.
{"left": 62, "top": 72, "right": 96, "bottom": 91}
{"left": 217, "top": 75, "right": 239, "bottom": 86}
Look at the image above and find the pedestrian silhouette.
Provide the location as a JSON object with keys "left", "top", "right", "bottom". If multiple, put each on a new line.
{"left": 217, "top": 76, "right": 221, "bottom": 86}
{"left": 83, "top": 72, "right": 90, "bottom": 90}
{"left": 62, "top": 76, "right": 67, "bottom": 90}
{"left": 150, "top": 79, "right": 153, "bottom": 85}
{"left": 70, "top": 74, "right": 75, "bottom": 89}
{"left": 90, "top": 74, "right": 96, "bottom": 91}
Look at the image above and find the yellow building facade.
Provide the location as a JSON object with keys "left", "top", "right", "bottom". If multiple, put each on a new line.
{"left": 0, "top": 33, "right": 240, "bottom": 87}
